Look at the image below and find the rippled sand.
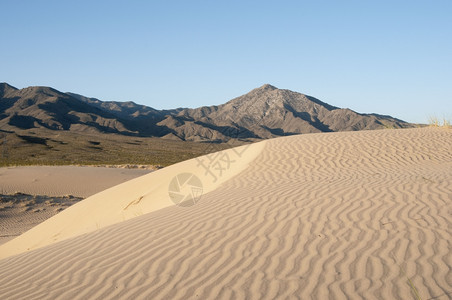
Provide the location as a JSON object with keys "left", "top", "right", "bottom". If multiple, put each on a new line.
{"left": 0, "top": 128, "right": 451, "bottom": 299}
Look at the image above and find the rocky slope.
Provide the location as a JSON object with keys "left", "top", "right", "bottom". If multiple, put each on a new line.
{"left": 0, "top": 83, "right": 412, "bottom": 142}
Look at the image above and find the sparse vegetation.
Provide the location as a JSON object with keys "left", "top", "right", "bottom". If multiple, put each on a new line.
{"left": 391, "top": 254, "right": 423, "bottom": 300}
{"left": 0, "top": 193, "right": 82, "bottom": 207}
{"left": 428, "top": 116, "right": 451, "bottom": 128}
{"left": 0, "top": 129, "right": 231, "bottom": 167}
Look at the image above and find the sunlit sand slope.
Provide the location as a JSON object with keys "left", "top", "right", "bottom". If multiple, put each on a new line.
{"left": 0, "top": 128, "right": 451, "bottom": 300}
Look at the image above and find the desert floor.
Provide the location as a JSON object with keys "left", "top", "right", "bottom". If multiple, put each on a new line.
{"left": 0, "top": 166, "right": 150, "bottom": 245}
{"left": 0, "top": 128, "right": 451, "bottom": 299}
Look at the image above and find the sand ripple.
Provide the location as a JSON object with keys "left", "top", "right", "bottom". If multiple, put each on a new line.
{"left": 0, "top": 128, "right": 451, "bottom": 299}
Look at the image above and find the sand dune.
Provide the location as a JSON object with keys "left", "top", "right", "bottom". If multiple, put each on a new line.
{"left": 0, "top": 142, "right": 265, "bottom": 259}
{"left": 0, "top": 128, "right": 451, "bottom": 299}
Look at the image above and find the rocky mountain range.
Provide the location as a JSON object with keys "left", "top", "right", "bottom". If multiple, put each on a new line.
{"left": 0, "top": 82, "right": 412, "bottom": 142}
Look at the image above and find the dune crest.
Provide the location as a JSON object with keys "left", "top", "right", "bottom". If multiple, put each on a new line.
{"left": 0, "top": 142, "right": 266, "bottom": 259}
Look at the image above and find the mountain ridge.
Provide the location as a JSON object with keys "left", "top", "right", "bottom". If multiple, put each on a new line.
{"left": 0, "top": 83, "right": 413, "bottom": 142}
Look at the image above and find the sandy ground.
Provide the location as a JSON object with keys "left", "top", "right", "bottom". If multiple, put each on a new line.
{"left": 0, "top": 128, "right": 451, "bottom": 299}
{"left": 0, "top": 166, "right": 152, "bottom": 198}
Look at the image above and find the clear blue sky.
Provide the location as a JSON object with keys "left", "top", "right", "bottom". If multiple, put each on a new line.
{"left": 2, "top": 0, "right": 451, "bottom": 123}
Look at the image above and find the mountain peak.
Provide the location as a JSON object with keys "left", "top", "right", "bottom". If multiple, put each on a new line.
{"left": 24, "top": 86, "right": 59, "bottom": 93}
{"left": 0, "top": 82, "right": 16, "bottom": 88}
{"left": 0, "top": 82, "right": 18, "bottom": 91}
{"left": 258, "top": 84, "right": 278, "bottom": 91}
{"left": 0, "top": 82, "right": 18, "bottom": 97}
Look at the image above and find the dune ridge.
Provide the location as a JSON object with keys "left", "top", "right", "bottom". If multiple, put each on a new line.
{"left": 0, "top": 128, "right": 451, "bottom": 299}
{"left": 0, "top": 142, "right": 265, "bottom": 259}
